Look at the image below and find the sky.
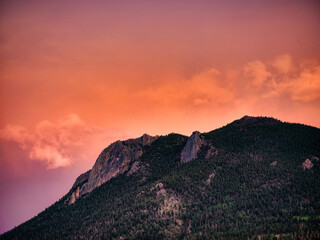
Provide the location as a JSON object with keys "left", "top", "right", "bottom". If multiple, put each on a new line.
{"left": 0, "top": 0, "right": 320, "bottom": 234}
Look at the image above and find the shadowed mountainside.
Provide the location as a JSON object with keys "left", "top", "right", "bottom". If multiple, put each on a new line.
{"left": 1, "top": 116, "right": 320, "bottom": 240}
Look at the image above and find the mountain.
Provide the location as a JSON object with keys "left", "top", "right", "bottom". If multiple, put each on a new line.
{"left": 1, "top": 116, "right": 320, "bottom": 239}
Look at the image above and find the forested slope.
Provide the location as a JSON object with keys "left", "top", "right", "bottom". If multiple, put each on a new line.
{"left": 1, "top": 116, "right": 320, "bottom": 240}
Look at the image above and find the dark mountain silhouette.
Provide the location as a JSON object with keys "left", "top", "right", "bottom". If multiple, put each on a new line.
{"left": 1, "top": 116, "right": 320, "bottom": 240}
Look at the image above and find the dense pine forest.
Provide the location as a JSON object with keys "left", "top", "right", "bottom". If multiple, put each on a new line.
{"left": 1, "top": 116, "right": 320, "bottom": 239}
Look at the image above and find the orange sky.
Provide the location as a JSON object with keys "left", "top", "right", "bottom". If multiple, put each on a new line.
{"left": 0, "top": 0, "right": 320, "bottom": 234}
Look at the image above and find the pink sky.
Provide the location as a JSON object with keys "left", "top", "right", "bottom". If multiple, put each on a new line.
{"left": 1, "top": 0, "right": 320, "bottom": 234}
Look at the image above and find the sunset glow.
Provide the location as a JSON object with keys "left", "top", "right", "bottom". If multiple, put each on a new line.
{"left": 1, "top": 0, "right": 320, "bottom": 234}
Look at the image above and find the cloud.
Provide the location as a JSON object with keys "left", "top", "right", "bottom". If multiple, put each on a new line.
{"left": 29, "top": 145, "right": 71, "bottom": 169}
{"left": 0, "top": 114, "right": 100, "bottom": 169}
{"left": 240, "top": 55, "right": 320, "bottom": 103}
{"left": 284, "top": 65, "right": 320, "bottom": 102}
{"left": 244, "top": 60, "right": 271, "bottom": 87}
{"left": 272, "top": 54, "right": 292, "bottom": 74}
{"left": 35, "top": 114, "right": 88, "bottom": 147}
{"left": 262, "top": 59, "right": 320, "bottom": 102}
{"left": 134, "top": 55, "right": 320, "bottom": 115}
{"left": 0, "top": 125, "right": 33, "bottom": 149}
{"left": 135, "top": 67, "right": 233, "bottom": 108}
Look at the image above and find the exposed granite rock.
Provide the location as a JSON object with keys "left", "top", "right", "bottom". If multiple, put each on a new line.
{"left": 270, "top": 161, "right": 277, "bottom": 167}
{"left": 152, "top": 182, "right": 182, "bottom": 222}
{"left": 302, "top": 158, "right": 313, "bottom": 170}
{"left": 126, "top": 161, "right": 141, "bottom": 176}
{"left": 150, "top": 182, "right": 164, "bottom": 192}
{"left": 69, "top": 171, "right": 89, "bottom": 204}
{"left": 80, "top": 140, "right": 137, "bottom": 195}
{"left": 75, "top": 186, "right": 80, "bottom": 198}
{"left": 69, "top": 192, "right": 76, "bottom": 205}
{"left": 139, "top": 134, "right": 157, "bottom": 146}
{"left": 123, "top": 134, "right": 156, "bottom": 147}
{"left": 151, "top": 182, "right": 167, "bottom": 200}
{"left": 206, "top": 173, "right": 215, "bottom": 184}
{"left": 69, "top": 187, "right": 80, "bottom": 205}
{"left": 72, "top": 134, "right": 157, "bottom": 197}
{"left": 180, "top": 131, "right": 218, "bottom": 163}
{"left": 71, "top": 170, "right": 91, "bottom": 190}
{"left": 181, "top": 131, "right": 205, "bottom": 163}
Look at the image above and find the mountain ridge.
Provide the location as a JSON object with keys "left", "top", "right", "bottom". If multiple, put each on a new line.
{"left": 1, "top": 116, "right": 320, "bottom": 240}
{"left": 71, "top": 115, "right": 281, "bottom": 194}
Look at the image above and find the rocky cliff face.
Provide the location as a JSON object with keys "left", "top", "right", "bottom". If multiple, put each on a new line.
{"left": 180, "top": 131, "right": 218, "bottom": 163}
{"left": 180, "top": 131, "right": 205, "bottom": 163}
{"left": 69, "top": 134, "right": 157, "bottom": 203}
{"left": 80, "top": 140, "right": 138, "bottom": 195}
{"left": 69, "top": 187, "right": 80, "bottom": 204}
{"left": 69, "top": 170, "right": 91, "bottom": 204}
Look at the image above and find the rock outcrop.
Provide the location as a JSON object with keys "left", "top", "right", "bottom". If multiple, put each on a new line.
{"left": 206, "top": 173, "right": 215, "bottom": 184}
{"left": 71, "top": 170, "right": 91, "bottom": 190}
{"left": 69, "top": 170, "right": 90, "bottom": 205}
{"left": 180, "top": 131, "right": 218, "bottom": 163}
{"left": 270, "top": 161, "right": 277, "bottom": 167}
{"left": 181, "top": 131, "right": 205, "bottom": 163}
{"left": 126, "top": 161, "right": 141, "bottom": 176}
{"left": 302, "top": 158, "right": 314, "bottom": 170}
{"left": 80, "top": 140, "right": 139, "bottom": 195}
{"left": 70, "top": 134, "right": 157, "bottom": 202}
{"left": 69, "top": 187, "right": 80, "bottom": 205}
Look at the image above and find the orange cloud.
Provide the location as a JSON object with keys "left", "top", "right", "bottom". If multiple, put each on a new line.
{"left": 283, "top": 65, "right": 320, "bottom": 102}
{"left": 0, "top": 125, "right": 33, "bottom": 149}
{"left": 259, "top": 56, "right": 320, "bottom": 103}
{"left": 272, "top": 54, "right": 293, "bottom": 74}
{"left": 29, "top": 145, "right": 71, "bottom": 169}
{"left": 135, "top": 68, "right": 233, "bottom": 108}
{"left": 238, "top": 54, "right": 320, "bottom": 103}
{"left": 0, "top": 114, "right": 101, "bottom": 169}
{"left": 244, "top": 60, "right": 271, "bottom": 87}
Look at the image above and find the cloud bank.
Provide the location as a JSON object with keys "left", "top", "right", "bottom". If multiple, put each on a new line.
{"left": 1, "top": 54, "right": 319, "bottom": 169}
{"left": 241, "top": 55, "right": 320, "bottom": 103}
{"left": 0, "top": 114, "right": 100, "bottom": 169}
{"left": 135, "top": 54, "right": 320, "bottom": 109}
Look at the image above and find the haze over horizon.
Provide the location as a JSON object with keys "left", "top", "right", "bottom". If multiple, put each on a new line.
{"left": 0, "top": 0, "right": 320, "bottom": 234}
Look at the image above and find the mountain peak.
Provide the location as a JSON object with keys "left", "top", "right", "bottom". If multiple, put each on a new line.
{"left": 137, "top": 133, "right": 157, "bottom": 146}
{"left": 235, "top": 115, "right": 281, "bottom": 126}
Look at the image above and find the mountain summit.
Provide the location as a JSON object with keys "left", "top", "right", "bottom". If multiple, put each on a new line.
{"left": 1, "top": 116, "right": 320, "bottom": 240}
